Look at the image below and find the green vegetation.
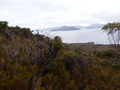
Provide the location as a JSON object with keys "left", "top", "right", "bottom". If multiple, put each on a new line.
{"left": 102, "top": 22, "right": 120, "bottom": 59}
{"left": 0, "top": 21, "right": 120, "bottom": 90}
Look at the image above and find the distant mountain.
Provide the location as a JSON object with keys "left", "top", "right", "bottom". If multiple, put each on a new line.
{"left": 35, "top": 23, "right": 104, "bottom": 31}
{"left": 75, "top": 23, "right": 103, "bottom": 29}
{"left": 74, "top": 25, "right": 86, "bottom": 29}
{"left": 51, "top": 26, "right": 80, "bottom": 31}
{"left": 36, "top": 26, "right": 60, "bottom": 31}
{"left": 86, "top": 23, "right": 103, "bottom": 29}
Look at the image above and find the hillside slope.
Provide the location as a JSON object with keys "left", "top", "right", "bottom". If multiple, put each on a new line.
{"left": 0, "top": 21, "right": 120, "bottom": 90}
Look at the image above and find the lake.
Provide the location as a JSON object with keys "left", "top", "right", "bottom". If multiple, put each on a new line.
{"left": 34, "top": 28, "right": 110, "bottom": 44}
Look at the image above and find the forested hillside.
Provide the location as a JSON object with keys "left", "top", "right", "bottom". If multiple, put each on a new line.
{"left": 0, "top": 21, "right": 120, "bottom": 90}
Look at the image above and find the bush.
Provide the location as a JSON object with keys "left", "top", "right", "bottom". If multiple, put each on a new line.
{"left": 52, "top": 36, "right": 62, "bottom": 52}
{"left": 0, "top": 21, "right": 8, "bottom": 33}
{"left": 103, "top": 49, "right": 117, "bottom": 58}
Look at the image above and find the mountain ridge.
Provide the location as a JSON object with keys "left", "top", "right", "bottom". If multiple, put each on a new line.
{"left": 36, "top": 23, "right": 104, "bottom": 31}
{"left": 51, "top": 26, "right": 80, "bottom": 31}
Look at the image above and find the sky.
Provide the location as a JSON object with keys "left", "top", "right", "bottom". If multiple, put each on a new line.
{"left": 1, "top": 0, "right": 120, "bottom": 29}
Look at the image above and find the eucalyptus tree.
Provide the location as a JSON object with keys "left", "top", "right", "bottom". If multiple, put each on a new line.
{"left": 102, "top": 22, "right": 120, "bottom": 59}
{"left": 52, "top": 36, "right": 62, "bottom": 52}
{"left": 0, "top": 21, "right": 8, "bottom": 33}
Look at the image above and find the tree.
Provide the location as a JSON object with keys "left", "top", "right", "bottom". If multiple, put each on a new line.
{"left": 102, "top": 22, "right": 120, "bottom": 59}
{"left": 0, "top": 21, "right": 8, "bottom": 33}
{"left": 20, "top": 28, "right": 32, "bottom": 39}
{"left": 52, "top": 36, "right": 62, "bottom": 52}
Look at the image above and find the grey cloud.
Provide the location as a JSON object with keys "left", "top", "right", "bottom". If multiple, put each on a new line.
{"left": 92, "top": 10, "right": 120, "bottom": 23}
{"left": 0, "top": 0, "right": 68, "bottom": 13}
{"left": 1, "top": 0, "right": 120, "bottom": 29}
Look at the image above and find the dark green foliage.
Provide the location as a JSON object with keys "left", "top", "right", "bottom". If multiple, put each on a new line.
{"left": 9, "top": 26, "right": 21, "bottom": 35}
{"left": 34, "top": 34, "right": 46, "bottom": 41}
{"left": 102, "top": 22, "right": 120, "bottom": 59}
{"left": 0, "top": 21, "right": 120, "bottom": 90}
{"left": 94, "top": 49, "right": 117, "bottom": 58}
{"left": 103, "top": 49, "right": 117, "bottom": 58}
{"left": 0, "top": 21, "right": 8, "bottom": 33}
{"left": 52, "top": 36, "right": 62, "bottom": 52}
{"left": 20, "top": 28, "right": 32, "bottom": 39}
{"left": 56, "top": 50, "right": 78, "bottom": 71}
{"left": 75, "top": 45, "right": 82, "bottom": 53}
{"left": 45, "top": 59, "right": 57, "bottom": 74}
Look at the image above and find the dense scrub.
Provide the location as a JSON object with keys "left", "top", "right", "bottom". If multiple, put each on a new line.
{"left": 0, "top": 21, "right": 120, "bottom": 90}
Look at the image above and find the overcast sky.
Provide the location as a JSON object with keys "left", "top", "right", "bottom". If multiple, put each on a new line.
{"left": 1, "top": 0, "right": 120, "bottom": 29}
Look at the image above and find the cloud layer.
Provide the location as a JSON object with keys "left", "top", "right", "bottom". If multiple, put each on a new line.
{"left": 1, "top": 0, "right": 120, "bottom": 29}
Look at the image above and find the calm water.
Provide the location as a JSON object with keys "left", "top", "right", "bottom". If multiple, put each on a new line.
{"left": 35, "top": 28, "right": 110, "bottom": 44}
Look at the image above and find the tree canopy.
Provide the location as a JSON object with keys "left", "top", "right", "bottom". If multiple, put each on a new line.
{"left": 102, "top": 22, "right": 120, "bottom": 59}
